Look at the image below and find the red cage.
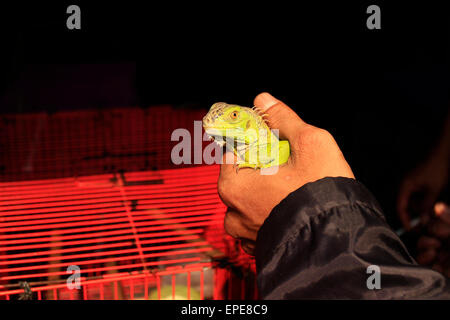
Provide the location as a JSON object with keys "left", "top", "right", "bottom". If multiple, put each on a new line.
{"left": 0, "top": 165, "right": 257, "bottom": 300}
{"left": 0, "top": 106, "right": 258, "bottom": 300}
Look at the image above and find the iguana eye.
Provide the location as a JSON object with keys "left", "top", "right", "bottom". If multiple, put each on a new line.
{"left": 230, "top": 111, "right": 239, "bottom": 119}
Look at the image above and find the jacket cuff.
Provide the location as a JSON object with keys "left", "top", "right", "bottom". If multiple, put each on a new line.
{"left": 255, "top": 176, "right": 385, "bottom": 270}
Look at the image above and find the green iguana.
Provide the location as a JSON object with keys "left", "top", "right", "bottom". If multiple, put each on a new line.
{"left": 202, "top": 102, "right": 290, "bottom": 170}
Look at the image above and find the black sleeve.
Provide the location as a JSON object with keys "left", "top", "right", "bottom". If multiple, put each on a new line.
{"left": 255, "top": 177, "right": 450, "bottom": 299}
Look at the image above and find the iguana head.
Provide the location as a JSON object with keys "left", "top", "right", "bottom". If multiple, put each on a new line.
{"left": 203, "top": 102, "right": 267, "bottom": 146}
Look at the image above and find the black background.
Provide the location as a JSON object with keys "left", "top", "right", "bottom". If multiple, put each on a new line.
{"left": 0, "top": 1, "right": 449, "bottom": 229}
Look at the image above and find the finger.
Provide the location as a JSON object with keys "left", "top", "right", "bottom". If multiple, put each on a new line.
{"left": 397, "top": 182, "right": 414, "bottom": 231}
{"left": 240, "top": 239, "right": 256, "bottom": 256}
{"left": 219, "top": 151, "right": 238, "bottom": 175}
{"left": 436, "top": 250, "right": 449, "bottom": 264}
{"left": 431, "top": 263, "right": 444, "bottom": 274}
{"left": 219, "top": 151, "right": 250, "bottom": 189}
{"left": 417, "top": 236, "right": 441, "bottom": 250}
{"left": 428, "top": 220, "right": 450, "bottom": 239}
{"left": 254, "top": 92, "right": 307, "bottom": 143}
{"left": 420, "top": 191, "right": 439, "bottom": 223}
{"left": 446, "top": 268, "right": 450, "bottom": 278}
{"left": 420, "top": 212, "right": 431, "bottom": 227}
{"left": 223, "top": 208, "right": 248, "bottom": 240}
{"left": 434, "top": 202, "right": 450, "bottom": 224}
{"left": 416, "top": 248, "right": 437, "bottom": 265}
{"left": 217, "top": 152, "right": 237, "bottom": 209}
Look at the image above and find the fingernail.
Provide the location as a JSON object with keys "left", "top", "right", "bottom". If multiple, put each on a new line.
{"left": 434, "top": 202, "right": 446, "bottom": 216}
{"left": 257, "top": 92, "right": 279, "bottom": 111}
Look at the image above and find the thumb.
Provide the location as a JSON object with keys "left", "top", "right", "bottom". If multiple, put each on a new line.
{"left": 397, "top": 181, "right": 414, "bottom": 231}
{"left": 435, "top": 202, "right": 450, "bottom": 225}
{"left": 254, "top": 92, "right": 307, "bottom": 142}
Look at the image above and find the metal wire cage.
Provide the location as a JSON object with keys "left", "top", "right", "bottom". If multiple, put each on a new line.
{"left": 0, "top": 107, "right": 258, "bottom": 300}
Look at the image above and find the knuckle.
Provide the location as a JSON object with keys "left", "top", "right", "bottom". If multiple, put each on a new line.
{"left": 307, "top": 128, "right": 333, "bottom": 144}
{"left": 265, "top": 102, "right": 300, "bottom": 124}
{"left": 265, "top": 103, "right": 284, "bottom": 128}
{"left": 218, "top": 170, "right": 245, "bottom": 208}
{"left": 296, "top": 126, "right": 334, "bottom": 151}
{"left": 217, "top": 178, "right": 231, "bottom": 200}
{"left": 224, "top": 213, "right": 238, "bottom": 238}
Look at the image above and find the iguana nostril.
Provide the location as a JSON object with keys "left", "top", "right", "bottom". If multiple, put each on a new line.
{"left": 203, "top": 117, "right": 211, "bottom": 126}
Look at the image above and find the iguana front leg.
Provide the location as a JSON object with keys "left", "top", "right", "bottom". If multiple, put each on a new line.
{"left": 236, "top": 140, "right": 290, "bottom": 170}
{"left": 237, "top": 143, "right": 275, "bottom": 170}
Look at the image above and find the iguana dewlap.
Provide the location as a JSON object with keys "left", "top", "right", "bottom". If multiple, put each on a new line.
{"left": 202, "top": 102, "right": 290, "bottom": 170}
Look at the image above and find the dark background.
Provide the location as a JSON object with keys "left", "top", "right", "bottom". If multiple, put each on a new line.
{"left": 0, "top": 1, "right": 449, "bottom": 229}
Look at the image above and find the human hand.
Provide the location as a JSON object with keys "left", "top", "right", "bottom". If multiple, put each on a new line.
{"left": 217, "top": 92, "right": 355, "bottom": 255}
{"left": 397, "top": 151, "right": 449, "bottom": 231}
{"left": 416, "top": 202, "right": 450, "bottom": 277}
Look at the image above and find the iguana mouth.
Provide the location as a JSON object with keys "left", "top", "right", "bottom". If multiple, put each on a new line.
{"left": 203, "top": 127, "right": 220, "bottom": 133}
{"left": 204, "top": 130, "right": 227, "bottom": 147}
